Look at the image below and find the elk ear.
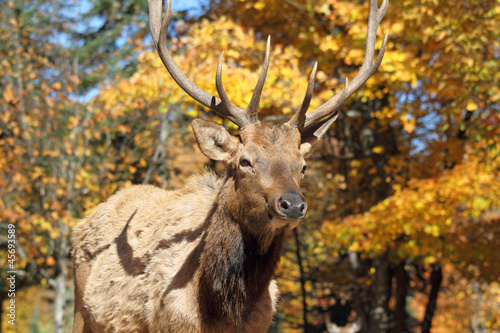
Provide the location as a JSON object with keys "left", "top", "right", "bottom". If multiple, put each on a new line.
{"left": 191, "top": 119, "right": 239, "bottom": 161}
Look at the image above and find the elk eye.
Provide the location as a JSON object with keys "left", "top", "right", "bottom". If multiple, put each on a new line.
{"left": 301, "top": 165, "right": 307, "bottom": 174}
{"left": 240, "top": 158, "right": 252, "bottom": 168}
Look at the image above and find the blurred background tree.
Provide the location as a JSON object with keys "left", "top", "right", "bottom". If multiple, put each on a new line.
{"left": 0, "top": 0, "right": 498, "bottom": 332}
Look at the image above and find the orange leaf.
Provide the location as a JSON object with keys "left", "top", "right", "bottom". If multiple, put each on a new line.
{"left": 46, "top": 256, "right": 55, "bottom": 266}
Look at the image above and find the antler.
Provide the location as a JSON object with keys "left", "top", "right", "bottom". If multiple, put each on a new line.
{"left": 149, "top": 0, "right": 388, "bottom": 134}
{"left": 287, "top": 62, "right": 318, "bottom": 132}
{"left": 288, "top": 0, "right": 389, "bottom": 139}
{"left": 147, "top": 0, "right": 270, "bottom": 128}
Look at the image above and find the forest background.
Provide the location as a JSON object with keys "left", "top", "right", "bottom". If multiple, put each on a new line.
{"left": 0, "top": 0, "right": 499, "bottom": 332}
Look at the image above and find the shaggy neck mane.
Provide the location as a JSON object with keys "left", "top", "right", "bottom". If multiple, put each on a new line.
{"left": 197, "top": 176, "right": 285, "bottom": 327}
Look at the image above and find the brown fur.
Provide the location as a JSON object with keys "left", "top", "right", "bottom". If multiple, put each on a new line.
{"left": 72, "top": 122, "right": 309, "bottom": 332}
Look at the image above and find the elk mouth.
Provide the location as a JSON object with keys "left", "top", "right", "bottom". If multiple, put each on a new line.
{"left": 269, "top": 215, "right": 301, "bottom": 230}
{"left": 267, "top": 204, "right": 301, "bottom": 230}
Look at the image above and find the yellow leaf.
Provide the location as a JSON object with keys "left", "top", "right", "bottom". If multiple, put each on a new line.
{"left": 349, "top": 242, "right": 361, "bottom": 252}
{"left": 372, "top": 146, "right": 384, "bottom": 154}
{"left": 424, "top": 256, "right": 436, "bottom": 264}
{"left": 403, "top": 117, "right": 416, "bottom": 133}
{"left": 253, "top": 2, "right": 265, "bottom": 10}
{"left": 52, "top": 82, "right": 62, "bottom": 90}
{"left": 466, "top": 100, "right": 478, "bottom": 111}
{"left": 3, "top": 85, "right": 14, "bottom": 103}
{"left": 391, "top": 22, "right": 404, "bottom": 34}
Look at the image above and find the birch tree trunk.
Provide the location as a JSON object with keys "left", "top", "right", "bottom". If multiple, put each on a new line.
{"left": 54, "top": 251, "right": 68, "bottom": 333}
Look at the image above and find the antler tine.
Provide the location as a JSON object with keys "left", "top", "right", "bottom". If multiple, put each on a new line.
{"left": 303, "top": 0, "right": 389, "bottom": 130}
{"left": 149, "top": 0, "right": 215, "bottom": 110}
{"left": 216, "top": 52, "right": 249, "bottom": 127}
{"left": 216, "top": 36, "right": 271, "bottom": 128}
{"left": 287, "top": 62, "right": 318, "bottom": 131}
{"left": 245, "top": 36, "right": 271, "bottom": 123}
{"left": 147, "top": 0, "right": 250, "bottom": 127}
{"left": 148, "top": 0, "right": 162, "bottom": 46}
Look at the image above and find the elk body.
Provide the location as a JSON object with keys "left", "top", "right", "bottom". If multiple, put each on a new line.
{"left": 72, "top": 0, "right": 388, "bottom": 332}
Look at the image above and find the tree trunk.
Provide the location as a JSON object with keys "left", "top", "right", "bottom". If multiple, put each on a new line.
{"left": 6, "top": 0, "right": 34, "bottom": 161}
{"left": 370, "top": 252, "right": 391, "bottom": 333}
{"left": 144, "top": 110, "right": 171, "bottom": 184}
{"left": 348, "top": 251, "right": 369, "bottom": 332}
{"left": 54, "top": 232, "right": 69, "bottom": 333}
{"left": 393, "top": 261, "right": 409, "bottom": 333}
{"left": 54, "top": 265, "right": 67, "bottom": 333}
{"left": 293, "top": 228, "right": 309, "bottom": 332}
{"left": 421, "top": 263, "right": 442, "bottom": 333}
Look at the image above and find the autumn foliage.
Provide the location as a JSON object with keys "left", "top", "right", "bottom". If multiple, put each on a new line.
{"left": 1, "top": 0, "right": 499, "bottom": 331}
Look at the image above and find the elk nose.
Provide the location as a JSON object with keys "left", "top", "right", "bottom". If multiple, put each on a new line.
{"left": 278, "top": 192, "right": 307, "bottom": 220}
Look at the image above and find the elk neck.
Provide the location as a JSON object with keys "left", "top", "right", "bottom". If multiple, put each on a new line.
{"left": 197, "top": 174, "right": 285, "bottom": 326}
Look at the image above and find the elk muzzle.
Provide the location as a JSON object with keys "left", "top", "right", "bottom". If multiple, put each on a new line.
{"left": 277, "top": 191, "right": 307, "bottom": 220}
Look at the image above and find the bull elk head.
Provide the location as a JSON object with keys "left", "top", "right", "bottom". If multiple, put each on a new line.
{"left": 147, "top": 0, "right": 387, "bottom": 226}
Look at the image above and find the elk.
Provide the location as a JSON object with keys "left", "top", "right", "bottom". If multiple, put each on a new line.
{"left": 72, "top": 0, "right": 388, "bottom": 331}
